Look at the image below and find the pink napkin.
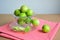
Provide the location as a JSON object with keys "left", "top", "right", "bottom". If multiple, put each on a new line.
{"left": 0, "top": 33, "right": 21, "bottom": 40}
{"left": 0, "top": 19, "right": 60, "bottom": 40}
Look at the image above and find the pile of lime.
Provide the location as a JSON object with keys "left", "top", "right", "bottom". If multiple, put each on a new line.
{"left": 12, "top": 5, "right": 40, "bottom": 32}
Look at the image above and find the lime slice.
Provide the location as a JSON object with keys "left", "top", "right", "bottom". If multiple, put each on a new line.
{"left": 24, "top": 26, "right": 31, "bottom": 32}
{"left": 19, "top": 27, "right": 25, "bottom": 31}
{"left": 12, "top": 26, "right": 20, "bottom": 31}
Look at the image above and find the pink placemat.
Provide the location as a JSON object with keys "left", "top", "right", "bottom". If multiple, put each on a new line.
{"left": 0, "top": 33, "right": 21, "bottom": 40}
{"left": 0, "top": 19, "right": 60, "bottom": 40}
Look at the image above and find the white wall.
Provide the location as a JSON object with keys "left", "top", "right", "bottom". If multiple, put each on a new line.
{"left": 0, "top": 0, "right": 60, "bottom": 14}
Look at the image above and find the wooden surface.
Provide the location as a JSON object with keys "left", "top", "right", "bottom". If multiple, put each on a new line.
{"left": 0, "top": 14, "right": 60, "bottom": 40}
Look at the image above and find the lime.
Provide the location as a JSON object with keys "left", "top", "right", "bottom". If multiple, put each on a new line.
{"left": 24, "top": 26, "right": 31, "bottom": 32}
{"left": 26, "top": 9, "right": 33, "bottom": 16}
{"left": 19, "top": 27, "right": 25, "bottom": 31}
{"left": 14, "top": 9, "right": 20, "bottom": 16}
{"left": 42, "top": 24, "right": 50, "bottom": 33}
{"left": 18, "top": 17, "right": 26, "bottom": 21}
{"left": 18, "top": 19, "right": 25, "bottom": 25}
{"left": 25, "top": 17, "right": 32, "bottom": 24}
{"left": 12, "top": 26, "right": 20, "bottom": 31}
{"left": 31, "top": 19, "right": 39, "bottom": 26}
{"left": 19, "top": 13, "right": 26, "bottom": 18}
{"left": 20, "top": 5, "right": 28, "bottom": 13}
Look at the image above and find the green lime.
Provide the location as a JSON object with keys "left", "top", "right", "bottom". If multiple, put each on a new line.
{"left": 18, "top": 17, "right": 26, "bottom": 21}
{"left": 18, "top": 20, "right": 25, "bottom": 25}
{"left": 24, "top": 26, "right": 31, "bottom": 32}
{"left": 19, "top": 13, "right": 26, "bottom": 18}
{"left": 20, "top": 5, "right": 28, "bottom": 13}
{"left": 42, "top": 24, "right": 50, "bottom": 33}
{"left": 25, "top": 17, "right": 32, "bottom": 24}
{"left": 14, "top": 9, "right": 20, "bottom": 16}
{"left": 26, "top": 9, "right": 33, "bottom": 16}
{"left": 12, "top": 26, "right": 20, "bottom": 31}
{"left": 19, "top": 27, "right": 25, "bottom": 31}
{"left": 31, "top": 19, "right": 39, "bottom": 26}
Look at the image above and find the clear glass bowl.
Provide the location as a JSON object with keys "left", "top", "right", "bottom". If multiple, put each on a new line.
{"left": 9, "top": 16, "right": 38, "bottom": 32}
{"left": 9, "top": 21, "right": 36, "bottom": 32}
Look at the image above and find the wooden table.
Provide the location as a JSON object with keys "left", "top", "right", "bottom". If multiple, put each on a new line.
{"left": 0, "top": 14, "right": 60, "bottom": 40}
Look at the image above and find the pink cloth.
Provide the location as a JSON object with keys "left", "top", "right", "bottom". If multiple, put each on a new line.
{"left": 0, "top": 33, "right": 20, "bottom": 40}
{"left": 0, "top": 19, "right": 60, "bottom": 40}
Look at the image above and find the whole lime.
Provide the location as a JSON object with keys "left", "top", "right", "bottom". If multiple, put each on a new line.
{"left": 19, "top": 13, "right": 26, "bottom": 18}
{"left": 42, "top": 24, "right": 50, "bottom": 33}
{"left": 18, "top": 19, "right": 25, "bottom": 25}
{"left": 20, "top": 5, "right": 28, "bottom": 13}
{"left": 14, "top": 9, "right": 20, "bottom": 16}
{"left": 32, "top": 19, "right": 39, "bottom": 26}
{"left": 25, "top": 17, "right": 32, "bottom": 24}
{"left": 18, "top": 17, "right": 26, "bottom": 21}
{"left": 26, "top": 9, "right": 33, "bottom": 16}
